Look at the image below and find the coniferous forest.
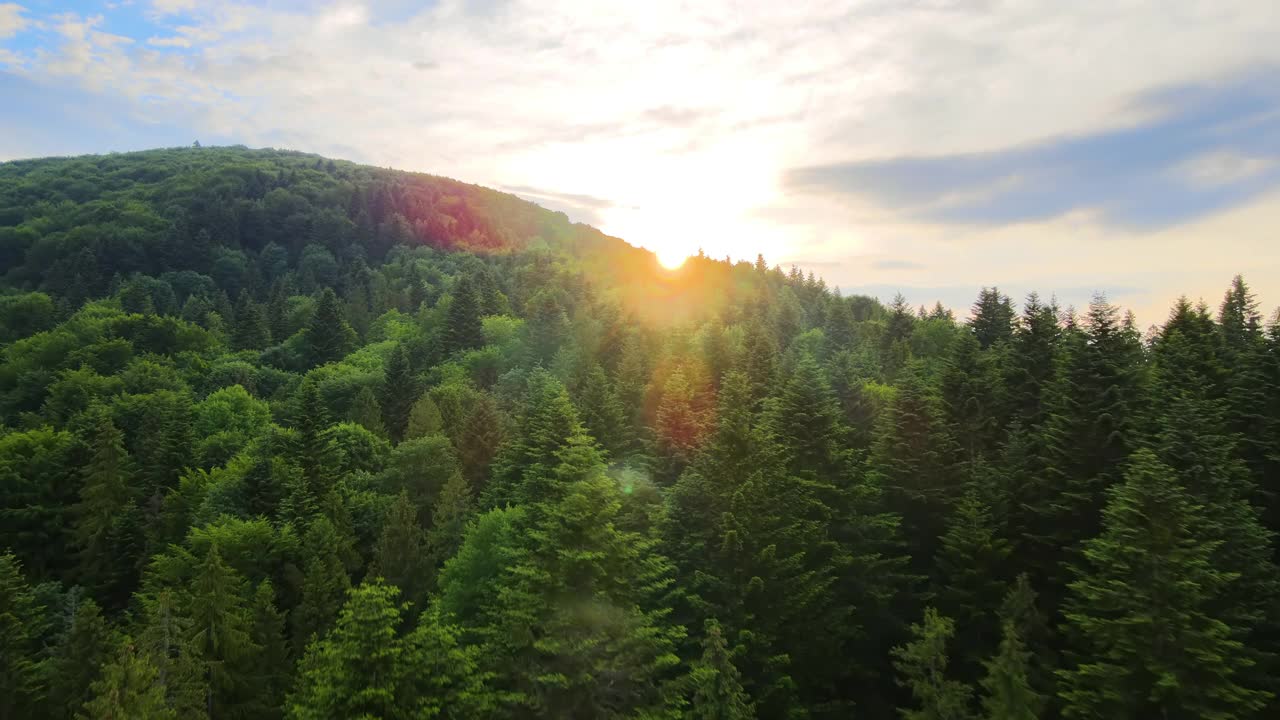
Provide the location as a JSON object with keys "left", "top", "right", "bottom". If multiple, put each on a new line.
{"left": 3, "top": 146, "right": 1280, "bottom": 720}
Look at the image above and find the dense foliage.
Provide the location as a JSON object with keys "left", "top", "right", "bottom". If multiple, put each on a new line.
{"left": 2, "top": 146, "right": 1279, "bottom": 719}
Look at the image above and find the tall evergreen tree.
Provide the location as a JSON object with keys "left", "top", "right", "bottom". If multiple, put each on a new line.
{"left": 291, "top": 518, "right": 352, "bottom": 655}
{"left": 690, "top": 619, "right": 754, "bottom": 720}
{"left": 74, "top": 410, "right": 139, "bottom": 605}
{"left": 303, "top": 288, "right": 356, "bottom": 366}
{"left": 892, "top": 608, "right": 974, "bottom": 720}
{"left": 48, "top": 593, "right": 114, "bottom": 720}
{"left": 980, "top": 620, "right": 1043, "bottom": 720}
{"left": 443, "top": 275, "right": 485, "bottom": 356}
{"left": 82, "top": 642, "right": 182, "bottom": 720}
{"left": 1058, "top": 449, "right": 1271, "bottom": 719}
{"left": 970, "top": 287, "right": 1016, "bottom": 350}
{"left": 232, "top": 290, "right": 271, "bottom": 351}
{"left": 0, "top": 552, "right": 44, "bottom": 720}
{"left": 186, "top": 543, "right": 258, "bottom": 718}
{"left": 379, "top": 344, "right": 417, "bottom": 443}
{"left": 934, "top": 490, "right": 1012, "bottom": 682}
{"left": 371, "top": 490, "right": 429, "bottom": 608}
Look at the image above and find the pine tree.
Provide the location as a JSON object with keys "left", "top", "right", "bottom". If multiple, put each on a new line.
{"left": 892, "top": 608, "right": 974, "bottom": 720}
{"left": 940, "top": 332, "right": 1005, "bottom": 471}
{"left": 246, "top": 580, "right": 290, "bottom": 720}
{"left": 232, "top": 290, "right": 271, "bottom": 350}
{"left": 740, "top": 320, "right": 777, "bottom": 406}
{"left": 371, "top": 490, "right": 429, "bottom": 608}
{"left": 82, "top": 641, "right": 181, "bottom": 720}
{"left": 48, "top": 593, "right": 114, "bottom": 720}
{"left": 881, "top": 293, "right": 916, "bottom": 379}
{"left": 186, "top": 543, "right": 258, "bottom": 719}
{"left": 291, "top": 517, "right": 352, "bottom": 655}
{"left": 980, "top": 620, "right": 1042, "bottom": 720}
{"left": 293, "top": 378, "right": 331, "bottom": 499}
{"left": 1006, "top": 293, "right": 1060, "bottom": 430}
{"left": 0, "top": 552, "right": 44, "bottom": 719}
{"left": 970, "top": 287, "right": 1015, "bottom": 349}
{"left": 1057, "top": 449, "right": 1271, "bottom": 719}
{"left": 288, "top": 582, "right": 403, "bottom": 720}
{"left": 443, "top": 275, "right": 485, "bottom": 355}
{"left": 398, "top": 608, "right": 495, "bottom": 718}
{"left": 425, "top": 472, "right": 474, "bottom": 589}
{"left": 573, "top": 363, "right": 628, "bottom": 457}
{"left": 656, "top": 366, "right": 709, "bottom": 476}
{"left": 934, "top": 490, "right": 1011, "bottom": 682}
{"left": 404, "top": 391, "right": 445, "bottom": 440}
{"left": 457, "top": 393, "right": 504, "bottom": 493}
{"left": 690, "top": 619, "right": 754, "bottom": 720}
{"left": 868, "top": 362, "right": 958, "bottom": 567}
{"left": 347, "top": 385, "right": 386, "bottom": 437}
{"left": 380, "top": 344, "right": 417, "bottom": 443}
{"left": 303, "top": 288, "right": 356, "bottom": 366}
{"left": 484, "top": 370, "right": 585, "bottom": 508}
{"left": 74, "top": 410, "right": 138, "bottom": 605}
{"left": 134, "top": 589, "right": 207, "bottom": 717}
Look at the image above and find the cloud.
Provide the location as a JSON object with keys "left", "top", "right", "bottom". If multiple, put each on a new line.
{"left": 872, "top": 259, "right": 926, "bottom": 271}
{"left": 0, "top": 3, "right": 28, "bottom": 40}
{"left": 786, "top": 69, "right": 1280, "bottom": 229}
{"left": 1, "top": 1, "right": 1278, "bottom": 323}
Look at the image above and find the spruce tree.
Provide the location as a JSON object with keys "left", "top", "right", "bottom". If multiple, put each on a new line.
{"left": 969, "top": 287, "right": 1016, "bottom": 350}
{"left": 934, "top": 490, "right": 1011, "bottom": 682}
{"left": 347, "top": 385, "right": 386, "bottom": 437}
{"left": 425, "top": 471, "right": 474, "bottom": 589}
{"left": 186, "top": 543, "right": 258, "bottom": 718}
{"left": 980, "top": 620, "right": 1043, "bottom": 720}
{"left": 1058, "top": 449, "right": 1271, "bottom": 719}
{"left": 690, "top": 619, "right": 754, "bottom": 720}
{"left": 82, "top": 641, "right": 181, "bottom": 720}
{"left": 0, "top": 552, "right": 44, "bottom": 719}
{"left": 303, "top": 288, "right": 356, "bottom": 366}
{"left": 457, "top": 393, "right": 504, "bottom": 493}
{"left": 892, "top": 608, "right": 974, "bottom": 720}
{"left": 573, "top": 363, "right": 628, "bottom": 458}
{"left": 404, "top": 391, "right": 445, "bottom": 440}
{"left": 247, "top": 580, "right": 290, "bottom": 720}
{"left": 443, "top": 275, "right": 485, "bottom": 356}
{"left": 371, "top": 490, "right": 429, "bottom": 608}
{"left": 380, "top": 344, "right": 417, "bottom": 443}
{"left": 291, "top": 517, "right": 352, "bottom": 655}
{"left": 232, "top": 290, "right": 271, "bottom": 350}
{"left": 74, "top": 409, "right": 138, "bottom": 605}
{"left": 288, "top": 582, "right": 404, "bottom": 720}
{"left": 48, "top": 593, "right": 114, "bottom": 720}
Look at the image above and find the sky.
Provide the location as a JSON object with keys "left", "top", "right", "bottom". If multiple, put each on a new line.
{"left": 1, "top": 0, "right": 1278, "bottom": 325}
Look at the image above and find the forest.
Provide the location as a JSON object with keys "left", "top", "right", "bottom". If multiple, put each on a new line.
{"left": 1, "top": 145, "right": 1278, "bottom": 719}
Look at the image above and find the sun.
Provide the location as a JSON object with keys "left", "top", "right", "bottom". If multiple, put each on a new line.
{"left": 656, "top": 247, "right": 688, "bottom": 270}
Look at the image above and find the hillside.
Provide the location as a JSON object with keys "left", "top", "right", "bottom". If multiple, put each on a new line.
{"left": 1, "top": 146, "right": 1279, "bottom": 719}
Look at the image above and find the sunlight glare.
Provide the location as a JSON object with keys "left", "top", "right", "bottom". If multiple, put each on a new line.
{"left": 656, "top": 248, "right": 688, "bottom": 269}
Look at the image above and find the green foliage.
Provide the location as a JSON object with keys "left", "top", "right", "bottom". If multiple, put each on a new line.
{"left": 1, "top": 148, "right": 1277, "bottom": 720}
{"left": 1057, "top": 449, "right": 1271, "bottom": 719}
{"left": 892, "top": 608, "right": 974, "bottom": 720}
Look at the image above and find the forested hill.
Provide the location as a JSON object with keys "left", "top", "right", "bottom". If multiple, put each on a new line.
{"left": 2, "top": 146, "right": 1280, "bottom": 719}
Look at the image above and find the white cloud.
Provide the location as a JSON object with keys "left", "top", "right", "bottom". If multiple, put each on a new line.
{"left": 1176, "top": 150, "right": 1275, "bottom": 188}
{"left": 0, "top": 3, "right": 28, "bottom": 40}
{"left": 4, "top": 0, "right": 1280, "bottom": 321}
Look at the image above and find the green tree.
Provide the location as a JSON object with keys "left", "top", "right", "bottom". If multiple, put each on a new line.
{"left": 82, "top": 642, "right": 181, "bottom": 720}
{"left": 969, "top": 287, "right": 1015, "bottom": 350}
{"left": 348, "top": 385, "right": 386, "bottom": 437}
{"left": 934, "top": 490, "right": 1012, "bottom": 682}
{"left": 689, "top": 619, "right": 754, "bottom": 720}
{"left": 303, "top": 288, "right": 356, "bottom": 366}
{"left": 1057, "top": 449, "right": 1270, "bottom": 719}
{"left": 48, "top": 593, "right": 115, "bottom": 720}
{"left": 371, "top": 490, "right": 429, "bottom": 607}
{"left": 0, "top": 552, "right": 44, "bottom": 719}
{"left": 380, "top": 344, "right": 417, "bottom": 443}
{"left": 232, "top": 290, "right": 271, "bottom": 351}
{"left": 892, "top": 608, "right": 974, "bottom": 720}
{"left": 186, "top": 543, "right": 258, "bottom": 718}
{"left": 73, "top": 410, "right": 139, "bottom": 605}
{"left": 980, "top": 620, "right": 1043, "bottom": 720}
{"left": 291, "top": 517, "right": 352, "bottom": 655}
{"left": 247, "top": 580, "right": 290, "bottom": 720}
{"left": 443, "top": 275, "right": 485, "bottom": 356}
{"left": 404, "top": 391, "right": 444, "bottom": 440}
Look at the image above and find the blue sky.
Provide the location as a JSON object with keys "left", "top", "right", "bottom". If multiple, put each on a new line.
{"left": 2, "top": 0, "right": 1278, "bottom": 323}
